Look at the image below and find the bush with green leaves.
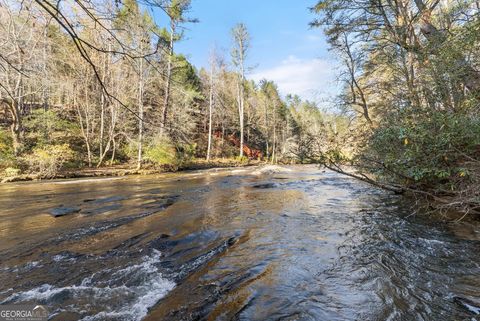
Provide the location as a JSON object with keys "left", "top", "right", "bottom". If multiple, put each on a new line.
{"left": 144, "top": 136, "right": 178, "bottom": 169}
{"left": 25, "top": 143, "right": 75, "bottom": 177}
{"left": 3, "top": 167, "right": 20, "bottom": 177}
{"left": 176, "top": 143, "right": 197, "bottom": 163}
{"left": 365, "top": 111, "right": 480, "bottom": 189}
{"left": 0, "top": 130, "right": 16, "bottom": 170}
{"left": 24, "top": 109, "right": 77, "bottom": 145}
{"left": 235, "top": 155, "right": 249, "bottom": 163}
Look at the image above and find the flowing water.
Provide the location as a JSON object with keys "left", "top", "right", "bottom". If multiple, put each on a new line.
{"left": 0, "top": 165, "right": 479, "bottom": 321}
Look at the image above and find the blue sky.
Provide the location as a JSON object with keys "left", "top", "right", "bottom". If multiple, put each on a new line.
{"left": 152, "top": 0, "right": 339, "bottom": 103}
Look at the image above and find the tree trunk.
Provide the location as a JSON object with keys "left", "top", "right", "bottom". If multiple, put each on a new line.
{"left": 271, "top": 103, "right": 276, "bottom": 164}
{"left": 110, "top": 136, "right": 116, "bottom": 165}
{"left": 238, "top": 73, "right": 245, "bottom": 158}
{"left": 98, "top": 45, "right": 110, "bottom": 165}
{"left": 75, "top": 94, "right": 92, "bottom": 167}
{"left": 206, "top": 66, "right": 214, "bottom": 161}
{"left": 10, "top": 104, "right": 22, "bottom": 156}
{"left": 137, "top": 57, "right": 144, "bottom": 170}
{"left": 161, "top": 22, "right": 175, "bottom": 133}
{"left": 264, "top": 99, "right": 269, "bottom": 160}
{"left": 271, "top": 127, "right": 276, "bottom": 164}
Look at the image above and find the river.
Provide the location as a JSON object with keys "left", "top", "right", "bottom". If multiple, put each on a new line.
{"left": 0, "top": 165, "right": 479, "bottom": 320}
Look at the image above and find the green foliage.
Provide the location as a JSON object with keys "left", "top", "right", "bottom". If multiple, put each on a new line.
{"left": 24, "top": 109, "right": 76, "bottom": 145}
{"left": 115, "top": 0, "right": 141, "bottom": 24}
{"left": 0, "top": 130, "right": 16, "bottom": 169}
{"left": 4, "top": 167, "right": 20, "bottom": 177}
{"left": 235, "top": 155, "right": 249, "bottom": 163}
{"left": 174, "top": 55, "right": 202, "bottom": 91}
{"left": 367, "top": 112, "right": 480, "bottom": 187}
{"left": 144, "top": 136, "right": 177, "bottom": 169}
{"left": 25, "top": 143, "right": 75, "bottom": 178}
{"left": 144, "top": 137, "right": 198, "bottom": 170}
{"left": 322, "top": 148, "right": 350, "bottom": 164}
{"left": 168, "top": 0, "right": 192, "bottom": 20}
{"left": 176, "top": 143, "right": 197, "bottom": 163}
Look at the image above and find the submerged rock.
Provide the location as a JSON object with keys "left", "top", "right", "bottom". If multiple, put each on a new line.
{"left": 49, "top": 206, "right": 81, "bottom": 217}
{"left": 252, "top": 183, "right": 276, "bottom": 189}
{"left": 454, "top": 296, "right": 480, "bottom": 315}
{"left": 227, "top": 236, "right": 238, "bottom": 246}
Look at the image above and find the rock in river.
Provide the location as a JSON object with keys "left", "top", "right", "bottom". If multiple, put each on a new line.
{"left": 49, "top": 206, "right": 81, "bottom": 217}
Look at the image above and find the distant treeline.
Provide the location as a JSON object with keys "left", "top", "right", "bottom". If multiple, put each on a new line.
{"left": 0, "top": 0, "right": 346, "bottom": 178}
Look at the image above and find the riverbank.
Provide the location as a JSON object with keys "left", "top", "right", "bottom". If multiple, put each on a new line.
{"left": 0, "top": 158, "right": 264, "bottom": 183}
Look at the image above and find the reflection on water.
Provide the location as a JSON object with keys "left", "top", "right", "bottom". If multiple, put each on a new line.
{"left": 0, "top": 165, "right": 479, "bottom": 320}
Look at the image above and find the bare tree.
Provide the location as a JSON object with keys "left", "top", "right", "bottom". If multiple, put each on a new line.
{"left": 206, "top": 48, "right": 218, "bottom": 161}
{"left": 231, "top": 23, "right": 250, "bottom": 158}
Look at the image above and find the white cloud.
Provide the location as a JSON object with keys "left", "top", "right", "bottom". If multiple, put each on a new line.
{"left": 250, "top": 55, "right": 338, "bottom": 103}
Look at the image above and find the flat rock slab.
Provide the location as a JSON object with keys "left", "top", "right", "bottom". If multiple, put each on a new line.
{"left": 49, "top": 206, "right": 81, "bottom": 217}
{"left": 252, "top": 183, "right": 276, "bottom": 189}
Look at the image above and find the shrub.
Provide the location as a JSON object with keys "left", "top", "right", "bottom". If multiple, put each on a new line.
{"left": 176, "top": 143, "right": 197, "bottom": 163}
{"left": 144, "top": 136, "right": 177, "bottom": 169}
{"left": 235, "top": 155, "right": 249, "bottom": 163}
{"left": 0, "top": 130, "right": 16, "bottom": 169}
{"left": 365, "top": 111, "right": 480, "bottom": 188}
{"left": 25, "top": 143, "right": 75, "bottom": 177}
{"left": 24, "top": 109, "right": 76, "bottom": 144}
{"left": 4, "top": 167, "right": 20, "bottom": 177}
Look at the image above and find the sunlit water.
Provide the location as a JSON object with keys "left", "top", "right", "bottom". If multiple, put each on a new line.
{"left": 0, "top": 165, "right": 479, "bottom": 320}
